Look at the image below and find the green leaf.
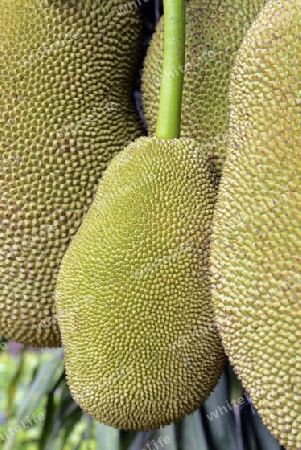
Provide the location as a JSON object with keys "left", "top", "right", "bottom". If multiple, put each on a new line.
{"left": 154, "top": 425, "right": 177, "bottom": 450}
{"left": 203, "top": 368, "right": 238, "bottom": 450}
{"left": 95, "top": 422, "right": 119, "bottom": 450}
{"left": 6, "top": 348, "right": 25, "bottom": 418}
{"left": 4, "top": 349, "right": 63, "bottom": 450}
{"left": 251, "top": 412, "right": 283, "bottom": 450}
{"left": 120, "top": 430, "right": 140, "bottom": 450}
{"left": 227, "top": 363, "right": 244, "bottom": 404}
{"left": 182, "top": 411, "right": 208, "bottom": 450}
{"left": 38, "top": 390, "right": 55, "bottom": 450}
{"left": 49, "top": 383, "right": 83, "bottom": 448}
{"left": 59, "top": 404, "right": 83, "bottom": 449}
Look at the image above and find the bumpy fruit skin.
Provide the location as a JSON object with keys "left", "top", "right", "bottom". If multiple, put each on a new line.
{"left": 210, "top": 1, "right": 301, "bottom": 448}
{"left": 142, "top": 0, "right": 268, "bottom": 177}
{"left": 0, "top": 0, "right": 143, "bottom": 347}
{"left": 56, "top": 137, "right": 226, "bottom": 430}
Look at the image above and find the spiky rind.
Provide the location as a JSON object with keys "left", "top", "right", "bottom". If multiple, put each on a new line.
{"left": 211, "top": 1, "right": 301, "bottom": 448}
{"left": 0, "top": 0, "right": 143, "bottom": 347}
{"left": 56, "top": 136, "right": 226, "bottom": 430}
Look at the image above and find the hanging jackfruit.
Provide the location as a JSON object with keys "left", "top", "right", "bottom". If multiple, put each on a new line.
{"left": 211, "top": 1, "right": 301, "bottom": 448}
{"left": 0, "top": 0, "right": 143, "bottom": 347}
{"left": 142, "top": 0, "right": 268, "bottom": 176}
{"left": 56, "top": 136, "right": 226, "bottom": 430}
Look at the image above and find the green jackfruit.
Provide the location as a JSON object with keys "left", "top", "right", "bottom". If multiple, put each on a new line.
{"left": 210, "top": 1, "right": 301, "bottom": 448}
{"left": 0, "top": 0, "right": 143, "bottom": 347}
{"left": 142, "top": 0, "right": 268, "bottom": 176}
{"left": 56, "top": 136, "right": 226, "bottom": 430}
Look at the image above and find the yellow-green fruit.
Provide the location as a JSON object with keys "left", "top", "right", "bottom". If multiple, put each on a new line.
{"left": 56, "top": 136, "right": 226, "bottom": 430}
{"left": 142, "top": 0, "right": 268, "bottom": 176}
{"left": 0, "top": 0, "right": 143, "bottom": 347}
{"left": 210, "top": 0, "right": 301, "bottom": 448}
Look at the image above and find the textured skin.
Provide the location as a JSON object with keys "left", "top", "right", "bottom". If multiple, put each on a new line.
{"left": 0, "top": 0, "right": 143, "bottom": 347}
{"left": 142, "top": 0, "right": 268, "bottom": 177}
{"left": 56, "top": 137, "right": 226, "bottom": 430}
{"left": 211, "top": 1, "right": 301, "bottom": 448}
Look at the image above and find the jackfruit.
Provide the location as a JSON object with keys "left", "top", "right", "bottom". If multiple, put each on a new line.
{"left": 142, "top": 0, "right": 268, "bottom": 176}
{"left": 56, "top": 136, "right": 226, "bottom": 430}
{"left": 0, "top": 0, "right": 143, "bottom": 347}
{"left": 210, "top": 0, "right": 301, "bottom": 448}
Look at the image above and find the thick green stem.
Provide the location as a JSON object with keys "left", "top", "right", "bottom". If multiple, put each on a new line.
{"left": 156, "top": 0, "right": 185, "bottom": 139}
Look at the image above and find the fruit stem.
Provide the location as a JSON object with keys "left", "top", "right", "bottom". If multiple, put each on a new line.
{"left": 156, "top": 0, "right": 185, "bottom": 139}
